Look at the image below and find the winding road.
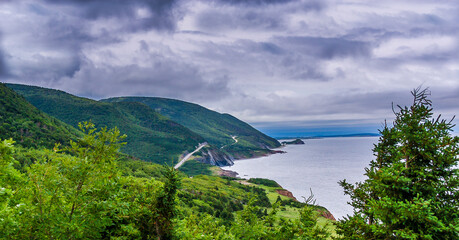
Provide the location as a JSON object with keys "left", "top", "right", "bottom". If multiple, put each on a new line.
{"left": 174, "top": 142, "right": 208, "bottom": 169}
{"left": 220, "top": 135, "right": 238, "bottom": 149}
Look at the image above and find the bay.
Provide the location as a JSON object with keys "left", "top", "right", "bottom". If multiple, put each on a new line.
{"left": 222, "top": 136, "right": 379, "bottom": 219}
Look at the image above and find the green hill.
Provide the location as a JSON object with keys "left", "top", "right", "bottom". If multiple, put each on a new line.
{"left": 102, "top": 97, "right": 281, "bottom": 158}
{"left": 0, "top": 83, "right": 81, "bottom": 149}
{"left": 6, "top": 84, "right": 204, "bottom": 165}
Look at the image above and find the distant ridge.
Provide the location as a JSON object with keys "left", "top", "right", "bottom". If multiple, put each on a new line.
{"left": 6, "top": 83, "right": 204, "bottom": 165}
{"left": 7, "top": 83, "right": 279, "bottom": 166}
{"left": 102, "top": 96, "right": 281, "bottom": 159}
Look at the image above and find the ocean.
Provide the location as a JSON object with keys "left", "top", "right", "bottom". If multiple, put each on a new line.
{"left": 222, "top": 136, "right": 379, "bottom": 219}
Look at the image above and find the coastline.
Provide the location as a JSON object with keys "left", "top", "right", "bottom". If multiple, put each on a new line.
{"left": 218, "top": 136, "right": 378, "bottom": 220}
{"left": 217, "top": 163, "right": 337, "bottom": 221}
{"left": 218, "top": 146, "right": 287, "bottom": 177}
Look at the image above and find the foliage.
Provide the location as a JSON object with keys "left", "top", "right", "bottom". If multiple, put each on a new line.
{"left": 153, "top": 166, "right": 181, "bottom": 239}
{"left": 179, "top": 159, "right": 215, "bottom": 176}
{"left": 0, "top": 138, "right": 24, "bottom": 236}
{"left": 0, "top": 83, "right": 81, "bottom": 149}
{"left": 336, "top": 88, "right": 459, "bottom": 239}
{"left": 178, "top": 175, "right": 272, "bottom": 222}
{"left": 0, "top": 123, "right": 184, "bottom": 239}
{"left": 7, "top": 122, "right": 128, "bottom": 239}
{"left": 228, "top": 198, "right": 330, "bottom": 240}
{"left": 248, "top": 178, "right": 282, "bottom": 188}
{"left": 117, "top": 155, "right": 172, "bottom": 179}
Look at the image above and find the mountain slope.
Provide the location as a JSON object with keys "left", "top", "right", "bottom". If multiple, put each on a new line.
{"left": 0, "top": 83, "right": 81, "bottom": 148}
{"left": 6, "top": 84, "right": 204, "bottom": 165}
{"left": 102, "top": 97, "right": 281, "bottom": 158}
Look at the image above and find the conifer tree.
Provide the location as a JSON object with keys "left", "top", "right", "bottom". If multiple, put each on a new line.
{"left": 336, "top": 88, "right": 459, "bottom": 239}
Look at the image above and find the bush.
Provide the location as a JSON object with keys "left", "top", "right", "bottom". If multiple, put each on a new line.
{"left": 248, "top": 178, "right": 281, "bottom": 188}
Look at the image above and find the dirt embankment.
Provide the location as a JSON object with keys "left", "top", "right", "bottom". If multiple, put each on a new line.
{"left": 276, "top": 189, "right": 336, "bottom": 221}
{"left": 276, "top": 189, "right": 298, "bottom": 201}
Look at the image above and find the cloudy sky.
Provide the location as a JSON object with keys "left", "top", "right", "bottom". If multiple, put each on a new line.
{"left": 1, "top": 0, "right": 458, "bottom": 137}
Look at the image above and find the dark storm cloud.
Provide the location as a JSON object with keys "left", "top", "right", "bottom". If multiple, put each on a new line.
{"left": 192, "top": 38, "right": 331, "bottom": 81}
{"left": 4, "top": 11, "right": 88, "bottom": 82}
{"left": 220, "top": 0, "right": 296, "bottom": 5}
{"left": 0, "top": 55, "right": 7, "bottom": 78}
{"left": 44, "top": 0, "right": 180, "bottom": 31}
{"left": 196, "top": 8, "right": 285, "bottom": 31}
{"left": 4, "top": 0, "right": 184, "bottom": 82}
{"left": 0, "top": 54, "right": 5, "bottom": 77}
{"left": 275, "top": 36, "right": 371, "bottom": 59}
{"left": 218, "top": 0, "right": 325, "bottom": 11}
{"left": 56, "top": 53, "right": 230, "bottom": 101}
{"left": 342, "top": 6, "right": 459, "bottom": 42}
{"left": 0, "top": 33, "right": 7, "bottom": 78}
{"left": 236, "top": 41, "right": 285, "bottom": 55}
{"left": 343, "top": 28, "right": 403, "bottom": 43}
{"left": 196, "top": 0, "right": 326, "bottom": 32}
{"left": 43, "top": 16, "right": 96, "bottom": 48}
{"left": 46, "top": 0, "right": 180, "bottom": 31}
{"left": 14, "top": 53, "right": 82, "bottom": 83}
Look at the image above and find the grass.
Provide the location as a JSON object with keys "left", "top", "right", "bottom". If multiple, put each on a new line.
{"left": 237, "top": 179, "right": 338, "bottom": 238}
{"left": 179, "top": 159, "right": 215, "bottom": 176}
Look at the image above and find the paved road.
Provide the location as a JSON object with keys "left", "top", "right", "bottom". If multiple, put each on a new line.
{"left": 174, "top": 142, "right": 208, "bottom": 169}
{"left": 220, "top": 135, "right": 238, "bottom": 149}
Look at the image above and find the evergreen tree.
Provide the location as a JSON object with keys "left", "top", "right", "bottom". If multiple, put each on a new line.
{"left": 336, "top": 88, "right": 459, "bottom": 239}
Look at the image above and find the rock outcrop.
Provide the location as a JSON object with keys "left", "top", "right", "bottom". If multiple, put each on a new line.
{"left": 198, "top": 148, "right": 234, "bottom": 166}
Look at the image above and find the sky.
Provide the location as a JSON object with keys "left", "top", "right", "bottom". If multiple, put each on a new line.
{"left": 1, "top": 0, "right": 458, "bottom": 137}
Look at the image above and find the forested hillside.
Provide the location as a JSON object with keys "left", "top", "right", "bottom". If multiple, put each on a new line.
{"left": 8, "top": 84, "right": 281, "bottom": 166}
{"left": 0, "top": 83, "right": 81, "bottom": 149}
{"left": 103, "top": 97, "right": 281, "bottom": 158}
{"left": 7, "top": 84, "right": 204, "bottom": 165}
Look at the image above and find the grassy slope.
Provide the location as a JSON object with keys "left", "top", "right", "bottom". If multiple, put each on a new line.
{"left": 102, "top": 97, "right": 281, "bottom": 156}
{"left": 7, "top": 84, "right": 205, "bottom": 165}
{"left": 0, "top": 83, "right": 81, "bottom": 148}
{"left": 179, "top": 159, "right": 222, "bottom": 176}
{"left": 240, "top": 179, "right": 337, "bottom": 237}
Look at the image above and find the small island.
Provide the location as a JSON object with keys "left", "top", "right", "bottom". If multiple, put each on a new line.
{"left": 282, "top": 139, "right": 305, "bottom": 145}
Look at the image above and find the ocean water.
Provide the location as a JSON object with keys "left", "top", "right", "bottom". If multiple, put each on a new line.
{"left": 222, "top": 136, "right": 379, "bottom": 219}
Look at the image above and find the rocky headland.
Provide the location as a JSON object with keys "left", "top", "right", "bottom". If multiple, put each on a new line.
{"left": 281, "top": 139, "right": 305, "bottom": 145}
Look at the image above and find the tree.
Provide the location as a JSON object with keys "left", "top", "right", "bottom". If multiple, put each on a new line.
{"left": 0, "top": 139, "right": 24, "bottom": 236}
{"left": 336, "top": 88, "right": 459, "bottom": 239}
{"left": 132, "top": 166, "right": 181, "bottom": 240}
{"left": 2, "top": 122, "right": 128, "bottom": 239}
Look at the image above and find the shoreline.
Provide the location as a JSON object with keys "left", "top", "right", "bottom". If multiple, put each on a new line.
{"left": 217, "top": 144, "right": 340, "bottom": 221}
{"left": 230, "top": 146, "right": 287, "bottom": 163}
{"left": 217, "top": 144, "right": 289, "bottom": 179}
{"left": 216, "top": 169, "right": 337, "bottom": 221}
